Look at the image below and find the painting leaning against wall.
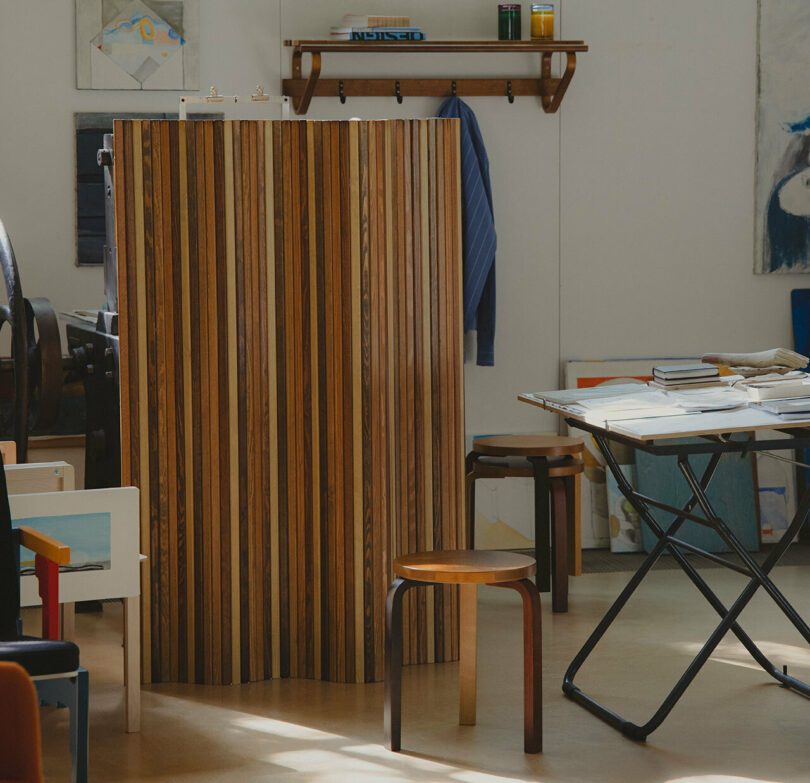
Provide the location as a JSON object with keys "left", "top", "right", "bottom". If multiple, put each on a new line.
{"left": 755, "top": 0, "right": 810, "bottom": 274}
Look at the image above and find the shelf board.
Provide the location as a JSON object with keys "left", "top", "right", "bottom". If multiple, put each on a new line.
{"left": 284, "top": 39, "right": 588, "bottom": 54}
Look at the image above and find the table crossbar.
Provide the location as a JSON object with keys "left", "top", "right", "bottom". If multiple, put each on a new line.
{"left": 562, "top": 427, "right": 810, "bottom": 740}
{"left": 661, "top": 536, "right": 756, "bottom": 577}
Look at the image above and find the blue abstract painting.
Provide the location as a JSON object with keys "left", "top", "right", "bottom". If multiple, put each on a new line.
{"left": 756, "top": 2, "right": 810, "bottom": 273}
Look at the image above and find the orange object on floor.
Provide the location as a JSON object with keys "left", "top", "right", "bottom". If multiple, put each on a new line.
{"left": 0, "top": 661, "right": 43, "bottom": 783}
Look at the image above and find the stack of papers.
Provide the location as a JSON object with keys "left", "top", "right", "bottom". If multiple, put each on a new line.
{"left": 578, "top": 391, "right": 685, "bottom": 421}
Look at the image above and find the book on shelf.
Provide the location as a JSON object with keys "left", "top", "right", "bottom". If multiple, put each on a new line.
{"left": 344, "top": 14, "right": 411, "bottom": 28}
{"left": 652, "top": 363, "right": 719, "bottom": 380}
{"left": 351, "top": 29, "right": 425, "bottom": 41}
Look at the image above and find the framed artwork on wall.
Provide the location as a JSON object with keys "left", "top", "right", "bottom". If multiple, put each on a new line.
{"left": 755, "top": 1, "right": 810, "bottom": 273}
{"left": 76, "top": 0, "right": 199, "bottom": 90}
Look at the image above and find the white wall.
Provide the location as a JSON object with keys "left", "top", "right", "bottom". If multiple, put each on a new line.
{"left": 0, "top": 0, "right": 801, "bottom": 443}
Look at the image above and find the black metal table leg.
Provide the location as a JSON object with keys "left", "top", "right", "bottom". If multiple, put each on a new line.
{"left": 529, "top": 456, "right": 551, "bottom": 593}
{"left": 562, "top": 431, "right": 810, "bottom": 741}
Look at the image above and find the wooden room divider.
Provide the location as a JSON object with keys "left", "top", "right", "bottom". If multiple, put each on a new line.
{"left": 114, "top": 119, "right": 464, "bottom": 684}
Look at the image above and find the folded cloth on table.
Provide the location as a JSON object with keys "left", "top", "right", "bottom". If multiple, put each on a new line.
{"left": 701, "top": 348, "right": 809, "bottom": 370}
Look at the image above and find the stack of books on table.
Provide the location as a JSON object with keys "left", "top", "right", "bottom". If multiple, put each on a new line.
{"left": 753, "top": 396, "right": 810, "bottom": 420}
{"left": 743, "top": 372, "right": 810, "bottom": 402}
{"left": 331, "top": 15, "right": 425, "bottom": 41}
{"left": 649, "top": 363, "right": 722, "bottom": 390}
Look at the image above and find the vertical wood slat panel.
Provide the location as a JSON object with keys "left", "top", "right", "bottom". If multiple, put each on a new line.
{"left": 116, "top": 119, "right": 462, "bottom": 685}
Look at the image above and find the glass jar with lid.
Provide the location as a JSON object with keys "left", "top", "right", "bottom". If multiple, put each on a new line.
{"left": 531, "top": 3, "right": 554, "bottom": 41}
{"left": 498, "top": 4, "right": 521, "bottom": 41}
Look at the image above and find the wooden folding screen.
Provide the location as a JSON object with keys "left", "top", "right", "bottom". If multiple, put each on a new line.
{"left": 114, "top": 119, "right": 464, "bottom": 684}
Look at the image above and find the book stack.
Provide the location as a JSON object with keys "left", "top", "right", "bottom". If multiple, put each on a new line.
{"left": 331, "top": 14, "right": 425, "bottom": 41}
{"left": 753, "top": 396, "right": 810, "bottom": 420}
{"left": 743, "top": 373, "right": 810, "bottom": 402}
{"left": 649, "top": 363, "right": 721, "bottom": 390}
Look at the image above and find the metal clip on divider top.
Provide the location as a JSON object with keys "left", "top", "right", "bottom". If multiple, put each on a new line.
{"left": 179, "top": 85, "right": 291, "bottom": 120}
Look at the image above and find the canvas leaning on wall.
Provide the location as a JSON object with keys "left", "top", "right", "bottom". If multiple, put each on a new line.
{"left": 76, "top": 0, "right": 199, "bottom": 90}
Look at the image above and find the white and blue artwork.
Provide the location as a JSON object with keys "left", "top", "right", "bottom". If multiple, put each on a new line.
{"left": 756, "top": 1, "right": 810, "bottom": 273}
{"left": 76, "top": 0, "right": 199, "bottom": 90}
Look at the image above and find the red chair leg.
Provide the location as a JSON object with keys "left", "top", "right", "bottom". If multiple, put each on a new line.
{"left": 34, "top": 554, "right": 59, "bottom": 639}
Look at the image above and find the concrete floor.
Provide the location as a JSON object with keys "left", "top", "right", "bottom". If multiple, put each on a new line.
{"left": 34, "top": 565, "right": 810, "bottom": 782}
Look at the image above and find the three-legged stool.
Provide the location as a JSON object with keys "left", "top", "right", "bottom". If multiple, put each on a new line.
{"left": 466, "top": 435, "right": 584, "bottom": 612}
{"left": 384, "top": 550, "right": 542, "bottom": 753}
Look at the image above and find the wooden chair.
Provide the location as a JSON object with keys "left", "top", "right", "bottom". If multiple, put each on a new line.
{"left": 0, "top": 662, "right": 44, "bottom": 783}
{"left": 466, "top": 435, "right": 584, "bottom": 612}
{"left": 385, "top": 550, "right": 542, "bottom": 753}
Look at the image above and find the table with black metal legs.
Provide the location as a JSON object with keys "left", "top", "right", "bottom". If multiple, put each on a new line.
{"left": 519, "top": 391, "right": 810, "bottom": 741}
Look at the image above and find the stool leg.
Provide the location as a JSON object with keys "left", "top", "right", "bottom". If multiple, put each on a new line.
{"left": 385, "top": 577, "right": 413, "bottom": 751}
{"left": 459, "top": 583, "right": 478, "bottom": 725}
{"left": 465, "top": 452, "right": 478, "bottom": 550}
{"left": 529, "top": 457, "right": 551, "bottom": 593}
{"left": 493, "top": 578, "right": 543, "bottom": 753}
{"left": 566, "top": 474, "right": 582, "bottom": 577}
{"left": 550, "top": 477, "right": 569, "bottom": 613}
{"left": 466, "top": 474, "right": 477, "bottom": 550}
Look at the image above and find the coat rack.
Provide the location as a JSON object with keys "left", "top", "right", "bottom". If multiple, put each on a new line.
{"left": 282, "top": 40, "right": 589, "bottom": 116}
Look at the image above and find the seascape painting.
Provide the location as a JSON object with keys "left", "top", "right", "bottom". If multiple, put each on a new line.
{"left": 16, "top": 512, "right": 112, "bottom": 572}
{"left": 756, "top": 1, "right": 810, "bottom": 273}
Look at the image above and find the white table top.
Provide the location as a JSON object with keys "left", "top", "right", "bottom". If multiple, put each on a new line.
{"left": 519, "top": 387, "right": 810, "bottom": 442}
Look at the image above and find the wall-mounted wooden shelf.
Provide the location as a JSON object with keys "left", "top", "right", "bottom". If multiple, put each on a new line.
{"left": 282, "top": 39, "right": 589, "bottom": 116}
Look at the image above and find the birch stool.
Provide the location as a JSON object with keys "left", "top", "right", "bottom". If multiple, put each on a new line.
{"left": 466, "top": 435, "right": 584, "bottom": 613}
{"left": 384, "top": 550, "right": 542, "bottom": 753}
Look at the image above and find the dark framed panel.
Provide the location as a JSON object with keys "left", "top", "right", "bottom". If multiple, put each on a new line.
{"left": 74, "top": 112, "right": 219, "bottom": 266}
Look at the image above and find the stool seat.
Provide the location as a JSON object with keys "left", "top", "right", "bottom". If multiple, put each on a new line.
{"left": 394, "top": 550, "right": 536, "bottom": 584}
{"left": 473, "top": 434, "right": 583, "bottom": 458}
{"left": 474, "top": 456, "right": 584, "bottom": 479}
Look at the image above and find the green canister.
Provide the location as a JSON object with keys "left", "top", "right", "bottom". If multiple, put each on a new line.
{"left": 498, "top": 4, "right": 521, "bottom": 40}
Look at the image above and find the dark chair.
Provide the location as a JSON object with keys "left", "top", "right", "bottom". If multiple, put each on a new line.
{"left": 0, "top": 455, "right": 88, "bottom": 783}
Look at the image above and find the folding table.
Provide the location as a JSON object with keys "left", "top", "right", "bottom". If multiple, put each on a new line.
{"left": 520, "top": 390, "right": 810, "bottom": 741}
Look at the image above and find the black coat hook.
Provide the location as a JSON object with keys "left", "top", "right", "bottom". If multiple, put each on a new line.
{"left": 395, "top": 80, "right": 403, "bottom": 104}
{"left": 506, "top": 80, "right": 514, "bottom": 104}
{"left": 451, "top": 80, "right": 457, "bottom": 97}
{"left": 339, "top": 80, "right": 346, "bottom": 104}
